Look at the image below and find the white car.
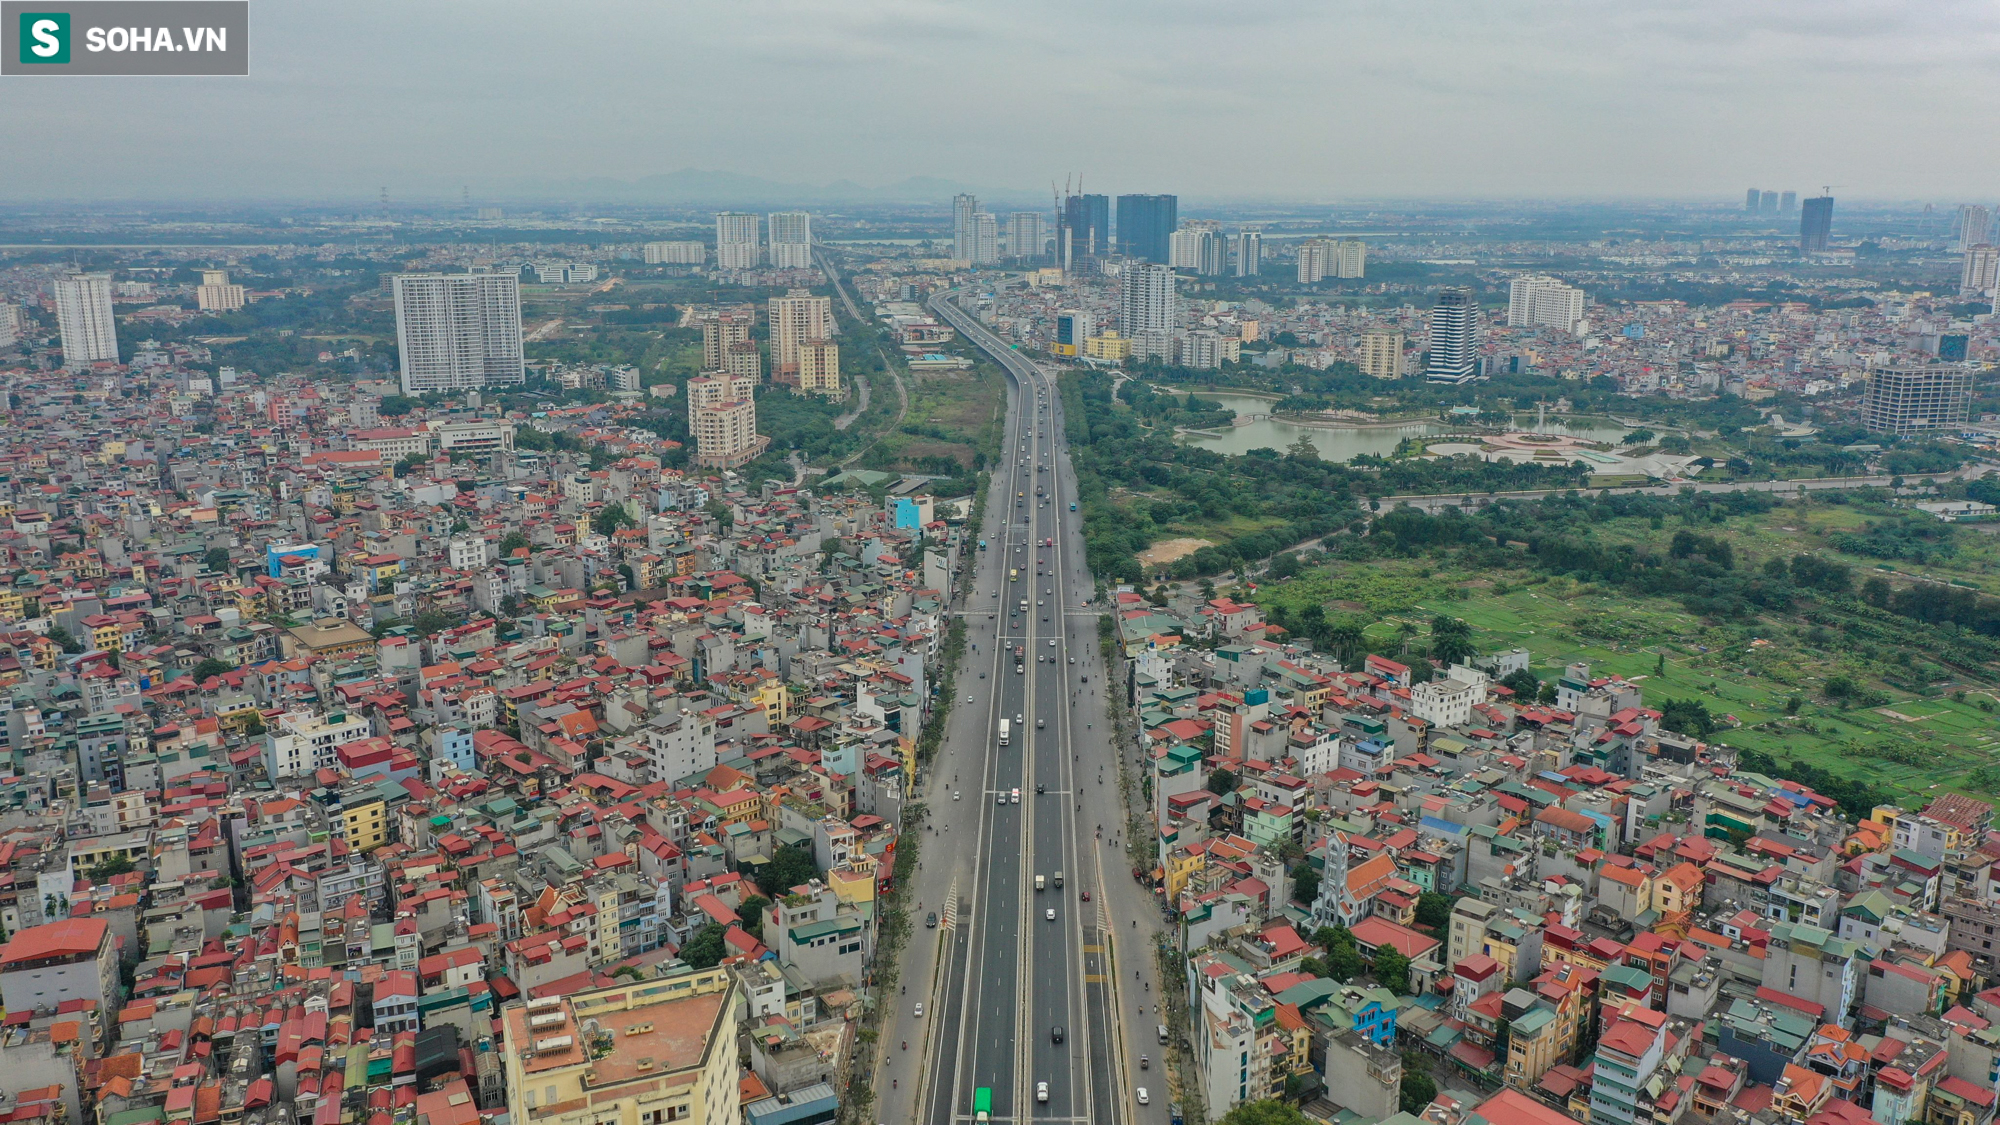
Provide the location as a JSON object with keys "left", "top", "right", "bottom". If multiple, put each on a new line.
{"left": 1048, "top": 639, "right": 1056, "bottom": 647}
{"left": 1137, "top": 1088, "right": 1149, "bottom": 1105}
{"left": 1037, "top": 1083, "right": 1049, "bottom": 1103}
{"left": 964, "top": 695, "right": 973, "bottom": 703}
{"left": 1011, "top": 789, "right": 1021, "bottom": 803}
{"left": 954, "top": 791, "right": 961, "bottom": 800}
{"left": 914, "top": 1003, "right": 923, "bottom": 1018}
{"left": 1046, "top": 907, "right": 1056, "bottom": 921}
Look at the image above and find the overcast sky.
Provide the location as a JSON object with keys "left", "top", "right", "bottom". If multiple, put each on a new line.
{"left": 6, "top": 0, "right": 1998, "bottom": 205}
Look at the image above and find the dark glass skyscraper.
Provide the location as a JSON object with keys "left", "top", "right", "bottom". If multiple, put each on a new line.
{"left": 1063, "top": 193, "right": 1109, "bottom": 263}
{"left": 1116, "top": 194, "right": 1177, "bottom": 264}
{"left": 1800, "top": 196, "right": 1834, "bottom": 253}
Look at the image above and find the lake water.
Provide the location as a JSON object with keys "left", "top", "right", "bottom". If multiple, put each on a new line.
{"left": 1174, "top": 391, "right": 1636, "bottom": 461}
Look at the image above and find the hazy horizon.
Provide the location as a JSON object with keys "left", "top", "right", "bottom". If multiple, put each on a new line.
{"left": 4, "top": 0, "right": 1998, "bottom": 206}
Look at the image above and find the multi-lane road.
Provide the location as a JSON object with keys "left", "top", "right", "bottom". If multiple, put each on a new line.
{"left": 868, "top": 290, "right": 1174, "bottom": 1125}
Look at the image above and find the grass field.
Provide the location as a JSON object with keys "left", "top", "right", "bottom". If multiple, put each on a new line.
{"left": 1256, "top": 495, "right": 2000, "bottom": 802}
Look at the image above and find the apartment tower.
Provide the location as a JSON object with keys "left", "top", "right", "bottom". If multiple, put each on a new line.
{"left": 715, "top": 212, "right": 762, "bottom": 270}
{"left": 52, "top": 272, "right": 118, "bottom": 368}
{"left": 767, "top": 211, "right": 813, "bottom": 269}
{"left": 1119, "top": 262, "right": 1176, "bottom": 336}
{"left": 1358, "top": 331, "right": 1405, "bottom": 379}
{"left": 390, "top": 272, "right": 524, "bottom": 394}
{"left": 767, "top": 288, "right": 834, "bottom": 385}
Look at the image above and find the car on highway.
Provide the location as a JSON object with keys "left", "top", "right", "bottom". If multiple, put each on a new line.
{"left": 914, "top": 1003, "right": 923, "bottom": 1018}
{"left": 1048, "top": 638, "right": 1056, "bottom": 647}
{"left": 1080, "top": 890, "right": 1091, "bottom": 901}
{"left": 954, "top": 791, "right": 961, "bottom": 800}
{"left": 1137, "top": 1089, "right": 1149, "bottom": 1105}
{"left": 926, "top": 912, "right": 938, "bottom": 928}
{"left": 996, "top": 791, "right": 1006, "bottom": 805}
{"left": 1011, "top": 788, "right": 1021, "bottom": 803}
{"left": 1036, "top": 718, "right": 1044, "bottom": 728}
{"left": 1037, "top": 1083, "right": 1048, "bottom": 1104}
{"left": 1045, "top": 907, "right": 1056, "bottom": 921}
{"left": 1051, "top": 1026, "right": 1064, "bottom": 1043}
{"left": 1035, "top": 783, "right": 1044, "bottom": 794}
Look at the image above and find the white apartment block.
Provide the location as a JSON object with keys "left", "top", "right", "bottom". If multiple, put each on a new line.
{"left": 391, "top": 273, "right": 525, "bottom": 394}
{"left": 1007, "top": 212, "right": 1048, "bottom": 260}
{"left": 1179, "top": 330, "right": 1239, "bottom": 370}
{"left": 715, "top": 212, "right": 762, "bottom": 269}
{"left": 642, "top": 241, "right": 707, "bottom": 265}
{"left": 0, "top": 302, "right": 20, "bottom": 348}
{"left": 263, "top": 709, "right": 372, "bottom": 778}
{"left": 52, "top": 273, "right": 118, "bottom": 368}
{"left": 195, "top": 270, "right": 246, "bottom": 312}
{"left": 1120, "top": 263, "right": 1176, "bottom": 336}
{"left": 1171, "top": 228, "right": 1224, "bottom": 275}
{"left": 1508, "top": 275, "right": 1586, "bottom": 334}
{"left": 767, "top": 211, "right": 813, "bottom": 269}
{"left": 449, "top": 536, "right": 490, "bottom": 570}
{"left": 970, "top": 213, "right": 999, "bottom": 265}
{"left": 1410, "top": 673, "right": 1483, "bottom": 729}
{"left": 1962, "top": 245, "right": 1999, "bottom": 296}
{"left": 533, "top": 261, "right": 599, "bottom": 286}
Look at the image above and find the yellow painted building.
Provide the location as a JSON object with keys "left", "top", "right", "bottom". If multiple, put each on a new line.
{"left": 503, "top": 972, "right": 739, "bottom": 1125}
{"left": 341, "top": 797, "right": 390, "bottom": 852}
{"left": 1083, "top": 331, "right": 1131, "bottom": 361}
{"left": 1164, "top": 844, "right": 1206, "bottom": 903}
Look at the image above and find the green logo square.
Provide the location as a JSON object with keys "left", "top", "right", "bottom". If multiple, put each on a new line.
{"left": 19, "top": 12, "right": 69, "bottom": 64}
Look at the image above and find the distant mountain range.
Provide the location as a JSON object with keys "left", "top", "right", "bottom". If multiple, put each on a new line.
{"left": 497, "top": 168, "right": 1044, "bottom": 208}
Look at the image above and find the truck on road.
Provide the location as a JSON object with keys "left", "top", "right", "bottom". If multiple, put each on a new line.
{"left": 998, "top": 719, "right": 1011, "bottom": 746}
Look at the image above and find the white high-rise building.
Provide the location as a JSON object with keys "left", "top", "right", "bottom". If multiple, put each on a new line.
{"left": 52, "top": 273, "right": 118, "bottom": 368}
{"left": 953, "top": 194, "right": 979, "bottom": 263}
{"left": 1235, "top": 232, "right": 1262, "bottom": 277}
{"left": 768, "top": 211, "right": 813, "bottom": 269}
{"left": 1507, "top": 275, "right": 1586, "bottom": 335}
{"left": 1425, "top": 288, "right": 1480, "bottom": 384}
{"left": 1120, "top": 263, "right": 1177, "bottom": 336}
{"left": 1297, "top": 240, "right": 1328, "bottom": 284}
{"left": 391, "top": 273, "right": 525, "bottom": 394}
{"left": 1957, "top": 205, "right": 1992, "bottom": 252}
{"left": 970, "top": 213, "right": 999, "bottom": 265}
{"left": 643, "top": 241, "right": 706, "bottom": 265}
{"left": 715, "top": 212, "right": 762, "bottom": 270}
{"left": 0, "top": 302, "right": 19, "bottom": 348}
{"left": 195, "top": 270, "right": 246, "bottom": 312}
{"left": 1332, "top": 239, "right": 1366, "bottom": 279}
{"left": 1961, "top": 245, "right": 1999, "bottom": 296}
{"left": 1170, "top": 228, "right": 1224, "bottom": 275}
{"left": 1006, "top": 212, "right": 1048, "bottom": 261}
